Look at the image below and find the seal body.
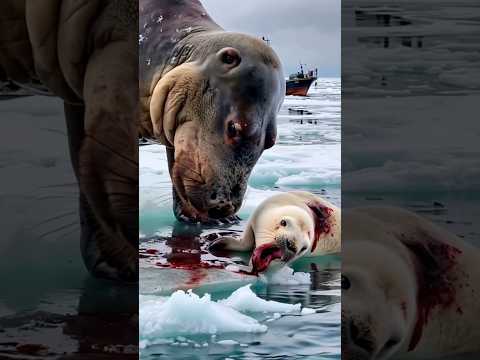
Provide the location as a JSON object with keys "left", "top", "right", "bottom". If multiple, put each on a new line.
{"left": 209, "top": 191, "right": 340, "bottom": 273}
{"left": 139, "top": 0, "right": 285, "bottom": 223}
{"left": 0, "top": 1, "right": 138, "bottom": 281}
{"left": 342, "top": 207, "right": 480, "bottom": 360}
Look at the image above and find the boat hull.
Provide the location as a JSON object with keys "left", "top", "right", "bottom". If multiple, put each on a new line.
{"left": 286, "top": 78, "right": 315, "bottom": 96}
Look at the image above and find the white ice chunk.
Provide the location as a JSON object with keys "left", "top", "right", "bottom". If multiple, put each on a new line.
{"left": 216, "top": 340, "right": 239, "bottom": 346}
{"left": 139, "top": 289, "right": 267, "bottom": 339}
{"left": 301, "top": 307, "right": 316, "bottom": 315}
{"left": 220, "top": 285, "right": 300, "bottom": 313}
{"left": 260, "top": 266, "right": 311, "bottom": 285}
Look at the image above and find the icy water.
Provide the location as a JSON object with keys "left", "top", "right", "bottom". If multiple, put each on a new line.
{"left": 0, "top": 96, "right": 137, "bottom": 358}
{"left": 139, "top": 78, "right": 341, "bottom": 360}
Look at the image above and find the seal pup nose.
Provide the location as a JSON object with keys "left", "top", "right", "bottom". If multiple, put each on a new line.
{"left": 217, "top": 47, "right": 241, "bottom": 71}
{"left": 349, "top": 321, "right": 375, "bottom": 355}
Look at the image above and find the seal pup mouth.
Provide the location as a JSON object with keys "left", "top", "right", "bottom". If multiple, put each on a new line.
{"left": 251, "top": 243, "right": 285, "bottom": 274}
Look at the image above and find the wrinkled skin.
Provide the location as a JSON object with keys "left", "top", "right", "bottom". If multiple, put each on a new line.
{"left": 0, "top": 1, "right": 138, "bottom": 281}
{"left": 139, "top": 0, "right": 285, "bottom": 223}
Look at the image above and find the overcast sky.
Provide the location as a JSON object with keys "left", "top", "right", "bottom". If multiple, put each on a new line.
{"left": 201, "top": 0, "right": 340, "bottom": 77}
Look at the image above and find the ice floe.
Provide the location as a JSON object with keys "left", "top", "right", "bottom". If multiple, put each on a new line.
{"left": 139, "top": 284, "right": 315, "bottom": 345}
{"left": 219, "top": 284, "right": 301, "bottom": 313}
{"left": 260, "top": 266, "right": 312, "bottom": 286}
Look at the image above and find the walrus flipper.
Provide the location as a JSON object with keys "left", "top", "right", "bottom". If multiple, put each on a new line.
{"left": 209, "top": 225, "right": 255, "bottom": 252}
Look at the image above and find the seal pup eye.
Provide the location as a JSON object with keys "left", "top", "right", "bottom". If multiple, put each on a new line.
{"left": 341, "top": 275, "right": 351, "bottom": 290}
{"left": 280, "top": 219, "right": 287, "bottom": 227}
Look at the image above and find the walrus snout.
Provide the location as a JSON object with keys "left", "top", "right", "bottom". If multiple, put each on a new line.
{"left": 208, "top": 204, "right": 236, "bottom": 219}
{"left": 206, "top": 186, "right": 242, "bottom": 219}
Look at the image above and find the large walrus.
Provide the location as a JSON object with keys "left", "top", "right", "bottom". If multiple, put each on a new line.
{"left": 0, "top": 1, "right": 138, "bottom": 281}
{"left": 139, "top": 0, "right": 285, "bottom": 223}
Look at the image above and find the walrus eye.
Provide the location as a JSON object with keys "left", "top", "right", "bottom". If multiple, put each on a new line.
{"left": 341, "top": 275, "right": 351, "bottom": 290}
{"left": 280, "top": 219, "right": 287, "bottom": 227}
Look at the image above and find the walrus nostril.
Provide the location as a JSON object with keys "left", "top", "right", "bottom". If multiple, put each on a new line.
{"left": 227, "top": 120, "right": 238, "bottom": 138}
{"left": 218, "top": 47, "right": 241, "bottom": 68}
{"left": 231, "top": 184, "right": 241, "bottom": 197}
{"left": 208, "top": 205, "right": 234, "bottom": 219}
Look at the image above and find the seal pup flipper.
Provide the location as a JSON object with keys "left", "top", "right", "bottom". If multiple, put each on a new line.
{"left": 209, "top": 224, "right": 255, "bottom": 252}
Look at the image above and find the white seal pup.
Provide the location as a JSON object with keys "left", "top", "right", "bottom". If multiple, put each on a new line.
{"left": 342, "top": 207, "right": 480, "bottom": 360}
{"left": 209, "top": 191, "right": 340, "bottom": 273}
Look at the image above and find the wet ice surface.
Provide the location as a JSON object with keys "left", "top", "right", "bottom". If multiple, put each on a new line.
{"left": 140, "top": 79, "right": 341, "bottom": 359}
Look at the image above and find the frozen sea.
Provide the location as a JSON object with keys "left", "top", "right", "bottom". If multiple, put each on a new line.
{"left": 139, "top": 78, "right": 341, "bottom": 360}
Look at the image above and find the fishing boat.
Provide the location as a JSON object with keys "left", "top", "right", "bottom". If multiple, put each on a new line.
{"left": 286, "top": 64, "right": 318, "bottom": 96}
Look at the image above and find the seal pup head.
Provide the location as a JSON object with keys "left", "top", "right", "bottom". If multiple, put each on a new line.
{"left": 342, "top": 239, "right": 417, "bottom": 360}
{"left": 150, "top": 32, "right": 285, "bottom": 222}
{"left": 341, "top": 211, "right": 422, "bottom": 360}
{"left": 251, "top": 206, "right": 314, "bottom": 273}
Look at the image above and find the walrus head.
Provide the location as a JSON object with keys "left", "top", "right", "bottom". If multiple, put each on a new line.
{"left": 150, "top": 32, "right": 285, "bottom": 222}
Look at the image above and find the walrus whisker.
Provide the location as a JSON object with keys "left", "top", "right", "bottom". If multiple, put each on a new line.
{"left": 38, "top": 183, "right": 78, "bottom": 189}
{"left": 34, "top": 195, "right": 78, "bottom": 200}
{"left": 85, "top": 134, "right": 138, "bottom": 166}
{"left": 51, "top": 226, "right": 81, "bottom": 242}
{"left": 27, "top": 210, "right": 77, "bottom": 230}
{"left": 36, "top": 220, "right": 80, "bottom": 240}
{"left": 39, "top": 127, "right": 67, "bottom": 136}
